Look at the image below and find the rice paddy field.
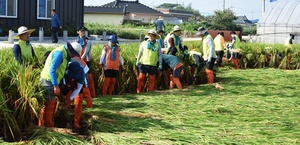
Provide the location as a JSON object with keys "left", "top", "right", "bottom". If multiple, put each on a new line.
{"left": 1, "top": 41, "right": 300, "bottom": 144}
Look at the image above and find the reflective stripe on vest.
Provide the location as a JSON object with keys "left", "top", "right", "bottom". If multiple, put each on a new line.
{"left": 105, "top": 45, "right": 120, "bottom": 70}
{"left": 203, "top": 34, "right": 216, "bottom": 59}
{"left": 141, "top": 41, "right": 159, "bottom": 66}
{"left": 41, "top": 46, "right": 68, "bottom": 84}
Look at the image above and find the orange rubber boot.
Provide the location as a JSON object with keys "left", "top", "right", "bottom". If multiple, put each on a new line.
{"left": 205, "top": 69, "right": 214, "bottom": 84}
{"left": 232, "top": 58, "right": 240, "bottom": 70}
{"left": 74, "top": 94, "right": 83, "bottom": 129}
{"left": 173, "top": 77, "right": 182, "bottom": 91}
{"left": 43, "top": 99, "right": 57, "bottom": 127}
{"left": 169, "top": 75, "right": 175, "bottom": 89}
{"left": 137, "top": 73, "right": 146, "bottom": 94}
{"left": 108, "top": 78, "right": 116, "bottom": 95}
{"left": 38, "top": 107, "right": 45, "bottom": 126}
{"left": 148, "top": 75, "right": 156, "bottom": 92}
{"left": 83, "top": 87, "right": 92, "bottom": 108}
{"left": 102, "top": 78, "right": 111, "bottom": 96}
{"left": 64, "top": 91, "right": 72, "bottom": 109}
{"left": 88, "top": 73, "right": 96, "bottom": 97}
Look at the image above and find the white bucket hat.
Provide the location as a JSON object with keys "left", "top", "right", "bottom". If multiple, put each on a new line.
{"left": 14, "top": 26, "right": 35, "bottom": 39}
{"left": 145, "top": 30, "right": 160, "bottom": 39}
{"left": 196, "top": 27, "right": 207, "bottom": 36}
{"left": 173, "top": 25, "right": 181, "bottom": 33}
{"left": 71, "top": 42, "right": 82, "bottom": 55}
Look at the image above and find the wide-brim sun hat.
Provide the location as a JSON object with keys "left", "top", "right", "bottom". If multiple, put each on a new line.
{"left": 14, "top": 26, "right": 35, "bottom": 39}
{"left": 173, "top": 25, "right": 181, "bottom": 33}
{"left": 196, "top": 27, "right": 207, "bottom": 36}
{"left": 66, "top": 42, "right": 80, "bottom": 57}
{"left": 71, "top": 42, "right": 82, "bottom": 55}
{"left": 158, "top": 16, "right": 163, "bottom": 20}
{"left": 144, "top": 30, "right": 160, "bottom": 39}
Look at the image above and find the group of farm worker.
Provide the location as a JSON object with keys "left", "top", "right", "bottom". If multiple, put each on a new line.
{"left": 11, "top": 22, "right": 295, "bottom": 131}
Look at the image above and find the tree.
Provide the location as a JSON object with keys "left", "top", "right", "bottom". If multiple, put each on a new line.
{"left": 208, "top": 9, "right": 241, "bottom": 31}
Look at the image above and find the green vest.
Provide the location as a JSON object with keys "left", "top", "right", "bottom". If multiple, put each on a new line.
{"left": 233, "top": 34, "right": 241, "bottom": 49}
{"left": 203, "top": 34, "right": 216, "bottom": 60}
{"left": 167, "top": 34, "right": 180, "bottom": 49}
{"left": 214, "top": 34, "right": 224, "bottom": 51}
{"left": 41, "top": 46, "right": 68, "bottom": 85}
{"left": 140, "top": 41, "right": 159, "bottom": 66}
{"left": 19, "top": 40, "right": 33, "bottom": 60}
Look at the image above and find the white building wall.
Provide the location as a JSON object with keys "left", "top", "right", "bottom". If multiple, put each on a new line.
{"left": 84, "top": 14, "right": 124, "bottom": 25}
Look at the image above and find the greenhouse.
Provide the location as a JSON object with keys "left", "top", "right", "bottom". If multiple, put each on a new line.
{"left": 257, "top": 0, "right": 300, "bottom": 44}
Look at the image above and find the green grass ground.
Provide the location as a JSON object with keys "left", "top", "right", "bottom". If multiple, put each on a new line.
{"left": 83, "top": 68, "right": 300, "bottom": 145}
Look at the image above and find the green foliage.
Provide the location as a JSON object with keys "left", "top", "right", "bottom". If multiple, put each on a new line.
{"left": 208, "top": 9, "right": 241, "bottom": 31}
{"left": 243, "top": 26, "right": 257, "bottom": 35}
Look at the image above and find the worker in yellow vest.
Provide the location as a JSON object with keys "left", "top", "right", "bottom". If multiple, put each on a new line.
{"left": 13, "top": 26, "right": 36, "bottom": 64}
{"left": 284, "top": 33, "right": 295, "bottom": 64}
{"left": 196, "top": 27, "right": 217, "bottom": 84}
{"left": 166, "top": 25, "right": 188, "bottom": 57}
{"left": 213, "top": 31, "right": 226, "bottom": 67}
{"left": 229, "top": 31, "right": 241, "bottom": 69}
{"left": 136, "top": 30, "right": 162, "bottom": 93}
{"left": 39, "top": 42, "right": 77, "bottom": 127}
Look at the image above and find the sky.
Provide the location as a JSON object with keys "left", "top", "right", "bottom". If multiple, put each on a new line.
{"left": 84, "top": 0, "right": 284, "bottom": 20}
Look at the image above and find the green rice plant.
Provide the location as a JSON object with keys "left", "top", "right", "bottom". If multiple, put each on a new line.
{"left": 9, "top": 63, "right": 44, "bottom": 129}
{"left": 28, "top": 130, "right": 91, "bottom": 145}
{"left": 0, "top": 89, "right": 21, "bottom": 142}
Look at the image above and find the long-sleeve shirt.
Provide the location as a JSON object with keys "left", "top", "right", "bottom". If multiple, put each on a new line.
{"left": 156, "top": 20, "right": 165, "bottom": 31}
{"left": 81, "top": 39, "right": 92, "bottom": 61}
{"left": 99, "top": 44, "right": 123, "bottom": 69}
{"left": 50, "top": 51, "right": 64, "bottom": 86}
{"left": 136, "top": 41, "right": 162, "bottom": 66}
{"left": 51, "top": 14, "right": 62, "bottom": 28}
{"left": 13, "top": 43, "right": 36, "bottom": 64}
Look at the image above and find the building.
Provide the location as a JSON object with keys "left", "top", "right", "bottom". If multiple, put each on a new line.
{"left": 84, "top": 6, "right": 126, "bottom": 25}
{"left": 257, "top": 0, "right": 300, "bottom": 44}
{"left": 233, "top": 15, "right": 255, "bottom": 28}
{"left": 85, "top": 0, "right": 162, "bottom": 24}
{"left": 0, "top": 0, "right": 84, "bottom": 36}
{"left": 155, "top": 3, "right": 194, "bottom": 23}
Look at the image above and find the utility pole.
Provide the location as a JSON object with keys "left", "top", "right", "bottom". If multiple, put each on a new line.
{"left": 223, "top": 0, "right": 225, "bottom": 11}
{"left": 262, "top": 0, "right": 265, "bottom": 16}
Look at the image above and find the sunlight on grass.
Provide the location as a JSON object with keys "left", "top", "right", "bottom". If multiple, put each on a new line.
{"left": 84, "top": 68, "right": 300, "bottom": 144}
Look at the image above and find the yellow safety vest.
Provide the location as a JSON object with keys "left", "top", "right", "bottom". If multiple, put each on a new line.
{"left": 41, "top": 46, "right": 68, "bottom": 84}
{"left": 214, "top": 34, "right": 225, "bottom": 51}
{"left": 284, "top": 37, "right": 292, "bottom": 48}
{"left": 203, "top": 34, "right": 216, "bottom": 60}
{"left": 19, "top": 40, "right": 33, "bottom": 60}
{"left": 233, "top": 34, "right": 241, "bottom": 49}
{"left": 140, "top": 40, "right": 159, "bottom": 66}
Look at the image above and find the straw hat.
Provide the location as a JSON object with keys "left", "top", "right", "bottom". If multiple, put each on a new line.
{"left": 14, "top": 26, "right": 35, "bottom": 39}
{"left": 158, "top": 16, "right": 163, "bottom": 20}
{"left": 145, "top": 30, "right": 160, "bottom": 39}
{"left": 173, "top": 25, "right": 181, "bottom": 33}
